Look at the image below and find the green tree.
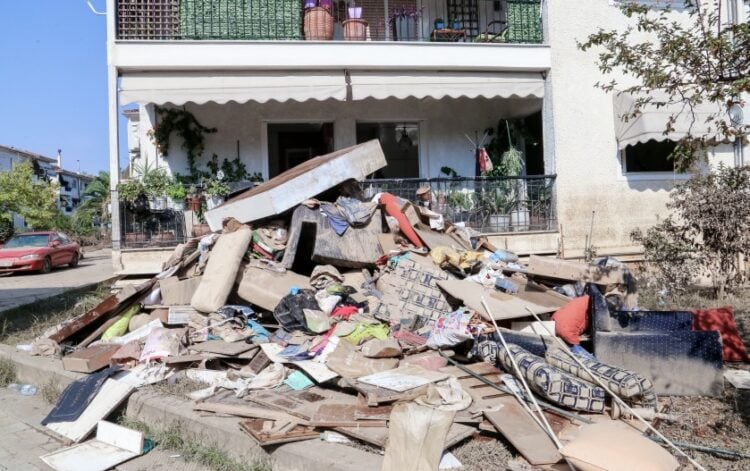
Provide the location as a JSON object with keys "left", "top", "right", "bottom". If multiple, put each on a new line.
{"left": 0, "top": 162, "right": 59, "bottom": 230}
{"left": 75, "top": 171, "right": 111, "bottom": 227}
{"left": 579, "top": 0, "right": 749, "bottom": 170}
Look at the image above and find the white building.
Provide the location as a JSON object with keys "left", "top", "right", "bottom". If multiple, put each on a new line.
{"left": 105, "top": 0, "right": 749, "bottom": 273}
{"left": 0, "top": 145, "right": 93, "bottom": 229}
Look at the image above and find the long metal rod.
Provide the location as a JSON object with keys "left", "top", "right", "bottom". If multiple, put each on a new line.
{"left": 522, "top": 306, "right": 707, "bottom": 471}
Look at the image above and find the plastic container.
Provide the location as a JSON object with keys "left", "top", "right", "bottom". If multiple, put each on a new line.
{"left": 7, "top": 383, "right": 38, "bottom": 396}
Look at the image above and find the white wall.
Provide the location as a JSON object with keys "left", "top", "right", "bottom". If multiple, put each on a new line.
{"left": 137, "top": 96, "right": 542, "bottom": 180}
{"left": 546, "top": 0, "right": 738, "bottom": 255}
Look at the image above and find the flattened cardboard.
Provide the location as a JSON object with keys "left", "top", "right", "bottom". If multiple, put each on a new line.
{"left": 437, "top": 279, "right": 555, "bottom": 321}
{"left": 190, "top": 340, "right": 256, "bottom": 357}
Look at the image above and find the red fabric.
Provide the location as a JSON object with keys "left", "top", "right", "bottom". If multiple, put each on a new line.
{"left": 551, "top": 295, "right": 590, "bottom": 345}
{"left": 380, "top": 192, "right": 424, "bottom": 248}
{"left": 693, "top": 306, "right": 749, "bottom": 362}
{"left": 331, "top": 305, "right": 358, "bottom": 320}
{"left": 478, "top": 147, "right": 493, "bottom": 173}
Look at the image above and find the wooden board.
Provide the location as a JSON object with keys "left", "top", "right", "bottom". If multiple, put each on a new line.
{"left": 437, "top": 279, "right": 556, "bottom": 321}
{"left": 484, "top": 396, "right": 562, "bottom": 466}
{"left": 62, "top": 345, "right": 121, "bottom": 373}
{"left": 281, "top": 205, "right": 383, "bottom": 269}
{"left": 335, "top": 423, "right": 475, "bottom": 449}
{"left": 248, "top": 387, "right": 357, "bottom": 421}
{"left": 413, "top": 227, "right": 469, "bottom": 251}
{"left": 239, "top": 418, "right": 318, "bottom": 446}
{"left": 308, "top": 404, "right": 387, "bottom": 427}
{"left": 193, "top": 401, "right": 307, "bottom": 424}
{"left": 524, "top": 255, "right": 625, "bottom": 285}
{"left": 351, "top": 381, "right": 429, "bottom": 406}
{"left": 190, "top": 340, "right": 255, "bottom": 356}
{"left": 46, "top": 380, "right": 134, "bottom": 443}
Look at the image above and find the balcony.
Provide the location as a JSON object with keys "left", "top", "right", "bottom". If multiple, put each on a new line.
{"left": 363, "top": 175, "right": 556, "bottom": 233}
{"left": 116, "top": 0, "right": 543, "bottom": 44}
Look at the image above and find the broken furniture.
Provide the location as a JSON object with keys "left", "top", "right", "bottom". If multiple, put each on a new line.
{"left": 281, "top": 205, "right": 384, "bottom": 269}
{"left": 589, "top": 285, "right": 724, "bottom": 397}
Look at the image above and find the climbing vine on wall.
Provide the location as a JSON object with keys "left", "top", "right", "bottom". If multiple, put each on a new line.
{"left": 148, "top": 106, "right": 217, "bottom": 181}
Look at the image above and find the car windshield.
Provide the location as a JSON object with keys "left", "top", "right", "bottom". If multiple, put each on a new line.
{"left": 3, "top": 235, "right": 49, "bottom": 248}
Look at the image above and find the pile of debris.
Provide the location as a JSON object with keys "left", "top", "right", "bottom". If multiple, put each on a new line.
{"left": 24, "top": 141, "right": 750, "bottom": 470}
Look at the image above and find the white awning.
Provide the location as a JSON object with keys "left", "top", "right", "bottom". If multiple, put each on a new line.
{"left": 348, "top": 71, "right": 545, "bottom": 101}
{"left": 613, "top": 91, "right": 724, "bottom": 149}
{"left": 119, "top": 72, "right": 348, "bottom": 105}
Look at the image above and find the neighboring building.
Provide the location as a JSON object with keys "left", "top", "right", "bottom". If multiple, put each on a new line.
{"left": 105, "top": 0, "right": 749, "bottom": 273}
{"left": 0, "top": 145, "right": 93, "bottom": 229}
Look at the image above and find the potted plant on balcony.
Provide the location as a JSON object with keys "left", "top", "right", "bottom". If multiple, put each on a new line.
{"left": 451, "top": 18, "right": 462, "bottom": 30}
{"left": 304, "top": 1, "right": 334, "bottom": 40}
{"left": 204, "top": 178, "right": 230, "bottom": 210}
{"left": 434, "top": 18, "right": 445, "bottom": 30}
{"left": 118, "top": 179, "right": 147, "bottom": 209}
{"left": 166, "top": 181, "right": 187, "bottom": 211}
{"left": 481, "top": 184, "right": 514, "bottom": 232}
{"left": 343, "top": 4, "right": 368, "bottom": 41}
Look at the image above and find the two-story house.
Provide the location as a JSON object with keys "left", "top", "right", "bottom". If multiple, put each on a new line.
{"left": 0, "top": 145, "right": 93, "bottom": 229}
{"left": 105, "top": 0, "right": 749, "bottom": 273}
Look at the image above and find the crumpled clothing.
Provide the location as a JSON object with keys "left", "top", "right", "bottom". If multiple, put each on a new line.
{"left": 29, "top": 338, "right": 61, "bottom": 357}
{"left": 342, "top": 323, "right": 390, "bottom": 345}
{"left": 310, "top": 265, "right": 345, "bottom": 290}
{"left": 331, "top": 305, "right": 359, "bottom": 320}
{"left": 320, "top": 203, "right": 349, "bottom": 236}
{"left": 426, "top": 309, "right": 473, "bottom": 349}
{"left": 246, "top": 319, "right": 270, "bottom": 343}
{"left": 415, "top": 377, "right": 472, "bottom": 411}
{"left": 430, "top": 246, "right": 484, "bottom": 274}
{"left": 335, "top": 196, "right": 377, "bottom": 226}
{"left": 190, "top": 363, "right": 287, "bottom": 399}
{"left": 140, "top": 327, "right": 185, "bottom": 362}
{"left": 315, "top": 290, "right": 341, "bottom": 315}
{"left": 273, "top": 290, "right": 320, "bottom": 333}
{"left": 466, "top": 267, "right": 504, "bottom": 287}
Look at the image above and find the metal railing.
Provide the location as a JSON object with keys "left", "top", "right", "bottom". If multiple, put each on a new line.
{"left": 363, "top": 175, "right": 556, "bottom": 233}
{"left": 116, "top": 0, "right": 543, "bottom": 43}
{"left": 120, "top": 201, "right": 187, "bottom": 248}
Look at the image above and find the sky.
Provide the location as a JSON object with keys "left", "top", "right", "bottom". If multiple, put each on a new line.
{"left": 0, "top": 1, "right": 116, "bottom": 176}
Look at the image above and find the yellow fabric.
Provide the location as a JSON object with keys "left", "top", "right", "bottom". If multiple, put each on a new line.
{"left": 342, "top": 323, "right": 389, "bottom": 345}
{"left": 101, "top": 304, "right": 140, "bottom": 342}
{"left": 430, "top": 246, "right": 484, "bottom": 271}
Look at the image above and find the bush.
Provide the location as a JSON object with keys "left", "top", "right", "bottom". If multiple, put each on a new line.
{"left": 632, "top": 164, "right": 750, "bottom": 299}
{"left": 0, "top": 215, "right": 13, "bottom": 243}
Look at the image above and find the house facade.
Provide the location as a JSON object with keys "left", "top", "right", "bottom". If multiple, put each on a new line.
{"left": 0, "top": 145, "right": 93, "bottom": 229}
{"left": 106, "top": 0, "right": 749, "bottom": 273}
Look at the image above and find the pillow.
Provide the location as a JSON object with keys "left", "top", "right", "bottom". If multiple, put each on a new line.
{"left": 191, "top": 226, "right": 252, "bottom": 313}
{"left": 560, "top": 422, "right": 678, "bottom": 471}
{"left": 552, "top": 295, "right": 590, "bottom": 345}
{"left": 693, "top": 306, "right": 750, "bottom": 362}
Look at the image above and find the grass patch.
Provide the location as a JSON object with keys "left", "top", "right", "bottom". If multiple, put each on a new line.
{"left": 118, "top": 417, "right": 271, "bottom": 471}
{"left": 0, "top": 357, "right": 16, "bottom": 387}
{"left": 40, "top": 379, "right": 63, "bottom": 405}
{"left": 0, "top": 282, "right": 112, "bottom": 346}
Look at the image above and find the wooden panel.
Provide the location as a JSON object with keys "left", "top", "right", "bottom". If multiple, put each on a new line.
{"left": 484, "top": 396, "right": 562, "bottom": 465}
{"left": 189, "top": 340, "right": 256, "bottom": 356}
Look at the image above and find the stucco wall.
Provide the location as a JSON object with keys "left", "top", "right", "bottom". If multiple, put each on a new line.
{"left": 545, "top": 0, "right": 740, "bottom": 255}
{"left": 136, "top": 96, "right": 542, "bottom": 181}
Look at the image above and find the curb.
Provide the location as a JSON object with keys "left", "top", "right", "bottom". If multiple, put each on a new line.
{"left": 0, "top": 344, "right": 382, "bottom": 471}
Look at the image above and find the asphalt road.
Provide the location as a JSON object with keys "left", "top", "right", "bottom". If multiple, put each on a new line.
{"left": 0, "top": 248, "right": 114, "bottom": 313}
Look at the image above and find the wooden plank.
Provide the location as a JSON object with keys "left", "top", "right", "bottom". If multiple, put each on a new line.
{"left": 190, "top": 340, "right": 255, "bottom": 356}
{"left": 484, "top": 396, "right": 562, "bottom": 465}
{"left": 249, "top": 387, "right": 356, "bottom": 421}
{"left": 437, "top": 279, "right": 555, "bottom": 321}
{"left": 62, "top": 345, "right": 121, "bottom": 373}
{"left": 309, "top": 404, "right": 387, "bottom": 427}
{"left": 78, "top": 314, "right": 123, "bottom": 349}
{"left": 525, "top": 255, "right": 625, "bottom": 285}
{"left": 46, "top": 380, "right": 134, "bottom": 443}
{"left": 239, "top": 419, "right": 318, "bottom": 446}
{"left": 335, "top": 423, "right": 475, "bottom": 449}
{"left": 193, "top": 402, "right": 308, "bottom": 425}
{"left": 351, "top": 381, "right": 429, "bottom": 406}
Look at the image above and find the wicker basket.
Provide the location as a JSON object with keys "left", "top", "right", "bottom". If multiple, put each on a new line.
{"left": 304, "top": 7, "right": 334, "bottom": 40}
{"left": 342, "top": 19, "right": 368, "bottom": 41}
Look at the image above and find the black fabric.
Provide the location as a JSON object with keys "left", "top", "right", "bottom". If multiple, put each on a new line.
{"left": 41, "top": 366, "right": 120, "bottom": 425}
{"left": 272, "top": 290, "right": 319, "bottom": 333}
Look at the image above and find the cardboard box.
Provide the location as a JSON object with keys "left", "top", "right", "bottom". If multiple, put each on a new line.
{"left": 159, "top": 276, "right": 203, "bottom": 305}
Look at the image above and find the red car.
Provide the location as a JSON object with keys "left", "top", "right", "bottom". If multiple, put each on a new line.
{"left": 0, "top": 232, "right": 81, "bottom": 274}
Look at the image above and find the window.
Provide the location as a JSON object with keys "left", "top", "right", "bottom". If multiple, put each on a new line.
{"left": 622, "top": 140, "right": 676, "bottom": 173}
{"left": 356, "top": 122, "right": 420, "bottom": 178}
{"left": 267, "top": 123, "right": 334, "bottom": 178}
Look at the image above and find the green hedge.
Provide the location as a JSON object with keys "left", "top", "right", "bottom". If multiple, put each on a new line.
{"left": 180, "top": 0, "right": 302, "bottom": 40}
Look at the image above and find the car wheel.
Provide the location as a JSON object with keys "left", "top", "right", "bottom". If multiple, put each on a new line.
{"left": 40, "top": 257, "right": 52, "bottom": 274}
{"left": 69, "top": 253, "right": 79, "bottom": 268}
